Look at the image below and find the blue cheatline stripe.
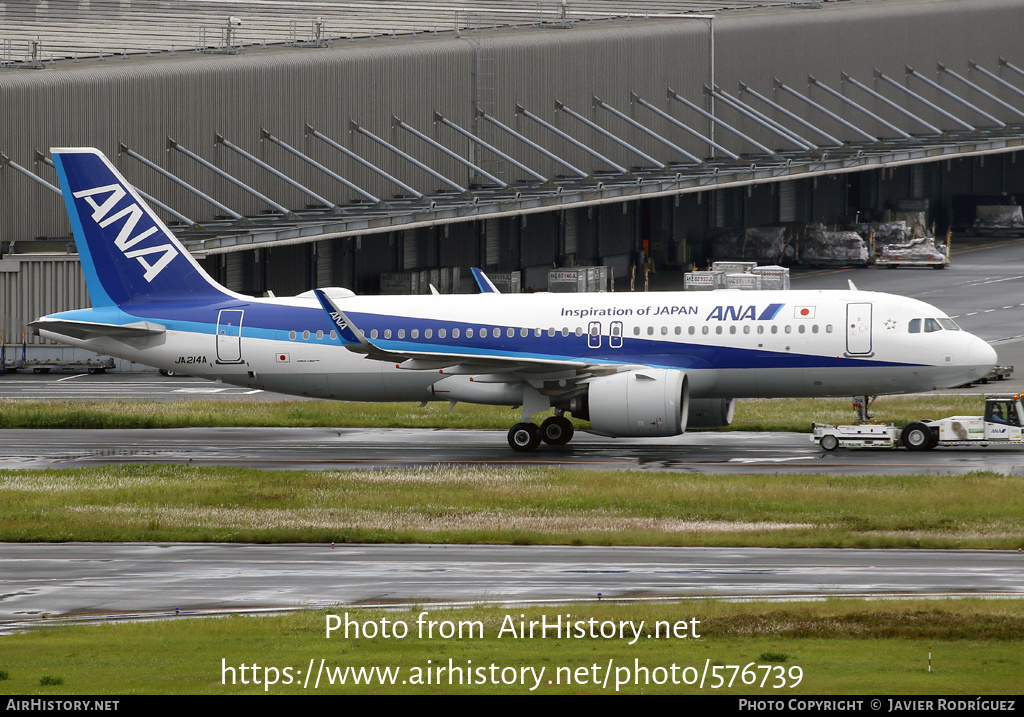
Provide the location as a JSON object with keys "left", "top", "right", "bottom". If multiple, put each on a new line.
{"left": 49, "top": 299, "right": 924, "bottom": 372}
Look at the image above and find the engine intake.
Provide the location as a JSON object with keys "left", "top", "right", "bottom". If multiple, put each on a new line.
{"left": 687, "top": 398, "right": 736, "bottom": 429}
{"left": 586, "top": 368, "right": 689, "bottom": 437}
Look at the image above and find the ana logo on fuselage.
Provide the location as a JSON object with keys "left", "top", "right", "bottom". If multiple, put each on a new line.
{"left": 72, "top": 184, "right": 179, "bottom": 282}
{"left": 705, "top": 304, "right": 785, "bottom": 322}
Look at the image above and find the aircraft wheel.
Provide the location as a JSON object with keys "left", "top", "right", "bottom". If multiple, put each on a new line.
{"left": 902, "top": 422, "right": 935, "bottom": 451}
{"left": 819, "top": 434, "right": 839, "bottom": 452}
{"left": 508, "top": 422, "right": 542, "bottom": 452}
{"left": 540, "top": 416, "right": 574, "bottom": 445}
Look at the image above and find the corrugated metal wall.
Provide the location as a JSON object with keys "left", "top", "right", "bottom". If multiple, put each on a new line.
{"left": 0, "top": 255, "right": 89, "bottom": 345}
{"left": 4, "top": 0, "right": 1023, "bottom": 245}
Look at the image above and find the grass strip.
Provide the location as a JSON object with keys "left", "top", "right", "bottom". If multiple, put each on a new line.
{"left": 2, "top": 464, "right": 1021, "bottom": 547}
{"left": 0, "top": 395, "right": 993, "bottom": 431}
{"left": 2, "top": 599, "right": 1022, "bottom": 694}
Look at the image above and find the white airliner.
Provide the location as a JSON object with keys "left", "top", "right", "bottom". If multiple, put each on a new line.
{"left": 33, "top": 148, "right": 998, "bottom": 451}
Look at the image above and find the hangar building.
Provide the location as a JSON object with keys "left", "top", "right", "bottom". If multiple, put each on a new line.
{"left": 2, "top": 0, "right": 1024, "bottom": 355}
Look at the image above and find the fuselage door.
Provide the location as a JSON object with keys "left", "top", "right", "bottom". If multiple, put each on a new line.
{"left": 846, "top": 302, "right": 873, "bottom": 355}
{"left": 216, "top": 309, "right": 244, "bottom": 363}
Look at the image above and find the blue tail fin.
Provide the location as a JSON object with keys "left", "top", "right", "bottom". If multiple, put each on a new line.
{"left": 470, "top": 267, "right": 501, "bottom": 294}
{"left": 51, "top": 147, "right": 233, "bottom": 307}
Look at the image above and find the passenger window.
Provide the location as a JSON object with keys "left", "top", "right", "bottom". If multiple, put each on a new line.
{"left": 743, "top": 325, "right": 750, "bottom": 334}
{"left": 411, "top": 329, "right": 419, "bottom": 339}
{"left": 398, "top": 329, "right": 405, "bottom": 339}
{"left": 370, "top": 329, "right": 378, "bottom": 339}
{"left": 494, "top": 328, "right": 501, "bottom": 338}
{"left": 466, "top": 328, "right": 473, "bottom": 338}
{"left": 303, "top": 330, "right": 310, "bottom": 340}
{"left": 688, "top": 326, "right": 695, "bottom": 335}
{"left": 330, "top": 331, "right": 337, "bottom": 340}
{"left": 771, "top": 326, "right": 778, "bottom": 335}
{"left": 908, "top": 319, "right": 921, "bottom": 333}
{"left": 424, "top": 329, "right": 433, "bottom": 339}
{"left": 438, "top": 329, "right": 446, "bottom": 339}
{"left": 798, "top": 325, "right": 805, "bottom": 334}
{"left": 647, "top": 326, "right": 654, "bottom": 336}
{"left": 289, "top": 331, "right": 296, "bottom": 341}
{"left": 452, "top": 329, "right": 460, "bottom": 339}
{"left": 702, "top": 326, "right": 709, "bottom": 335}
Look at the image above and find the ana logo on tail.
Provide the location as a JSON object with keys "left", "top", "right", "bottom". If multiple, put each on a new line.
{"left": 72, "top": 183, "right": 179, "bottom": 282}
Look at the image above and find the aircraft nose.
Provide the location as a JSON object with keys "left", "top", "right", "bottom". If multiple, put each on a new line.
{"left": 968, "top": 336, "right": 999, "bottom": 376}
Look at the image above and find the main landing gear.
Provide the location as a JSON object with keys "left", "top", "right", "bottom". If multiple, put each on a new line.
{"left": 507, "top": 414, "right": 575, "bottom": 452}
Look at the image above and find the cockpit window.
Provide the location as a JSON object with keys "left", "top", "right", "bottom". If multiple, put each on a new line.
{"left": 937, "top": 318, "right": 961, "bottom": 331}
{"left": 908, "top": 319, "right": 921, "bottom": 334}
{"left": 923, "top": 318, "right": 942, "bottom": 332}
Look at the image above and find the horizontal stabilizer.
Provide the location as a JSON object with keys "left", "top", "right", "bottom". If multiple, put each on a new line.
{"left": 31, "top": 318, "right": 166, "bottom": 341}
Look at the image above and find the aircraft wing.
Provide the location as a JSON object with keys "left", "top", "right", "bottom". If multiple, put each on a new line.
{"left": 312, "top": 289, "right": 624, "bottom": 388}
{"left": 30, "top": 318, "right": 166, "bottom": 341}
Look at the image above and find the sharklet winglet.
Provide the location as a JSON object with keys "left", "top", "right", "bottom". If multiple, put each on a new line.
{"left": 312, "top": 288, "right": 403, "bottom": 361}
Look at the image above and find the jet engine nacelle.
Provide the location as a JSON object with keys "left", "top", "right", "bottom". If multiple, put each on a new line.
{"left": 687, "top": 398, "right": 736, "bottom": 429}
{"left": 587, "top": 368, "right": 689, "bottom": 437}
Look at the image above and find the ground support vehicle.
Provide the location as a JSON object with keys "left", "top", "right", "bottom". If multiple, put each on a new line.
{"left": 812, "top": 395, "right": 1024, "bottom": 451}
{"left": 873, "top": 232, "right": 951, "bottom": 269}
{"left": 978, "top": 365, "right": 1013, "bottom": 383}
